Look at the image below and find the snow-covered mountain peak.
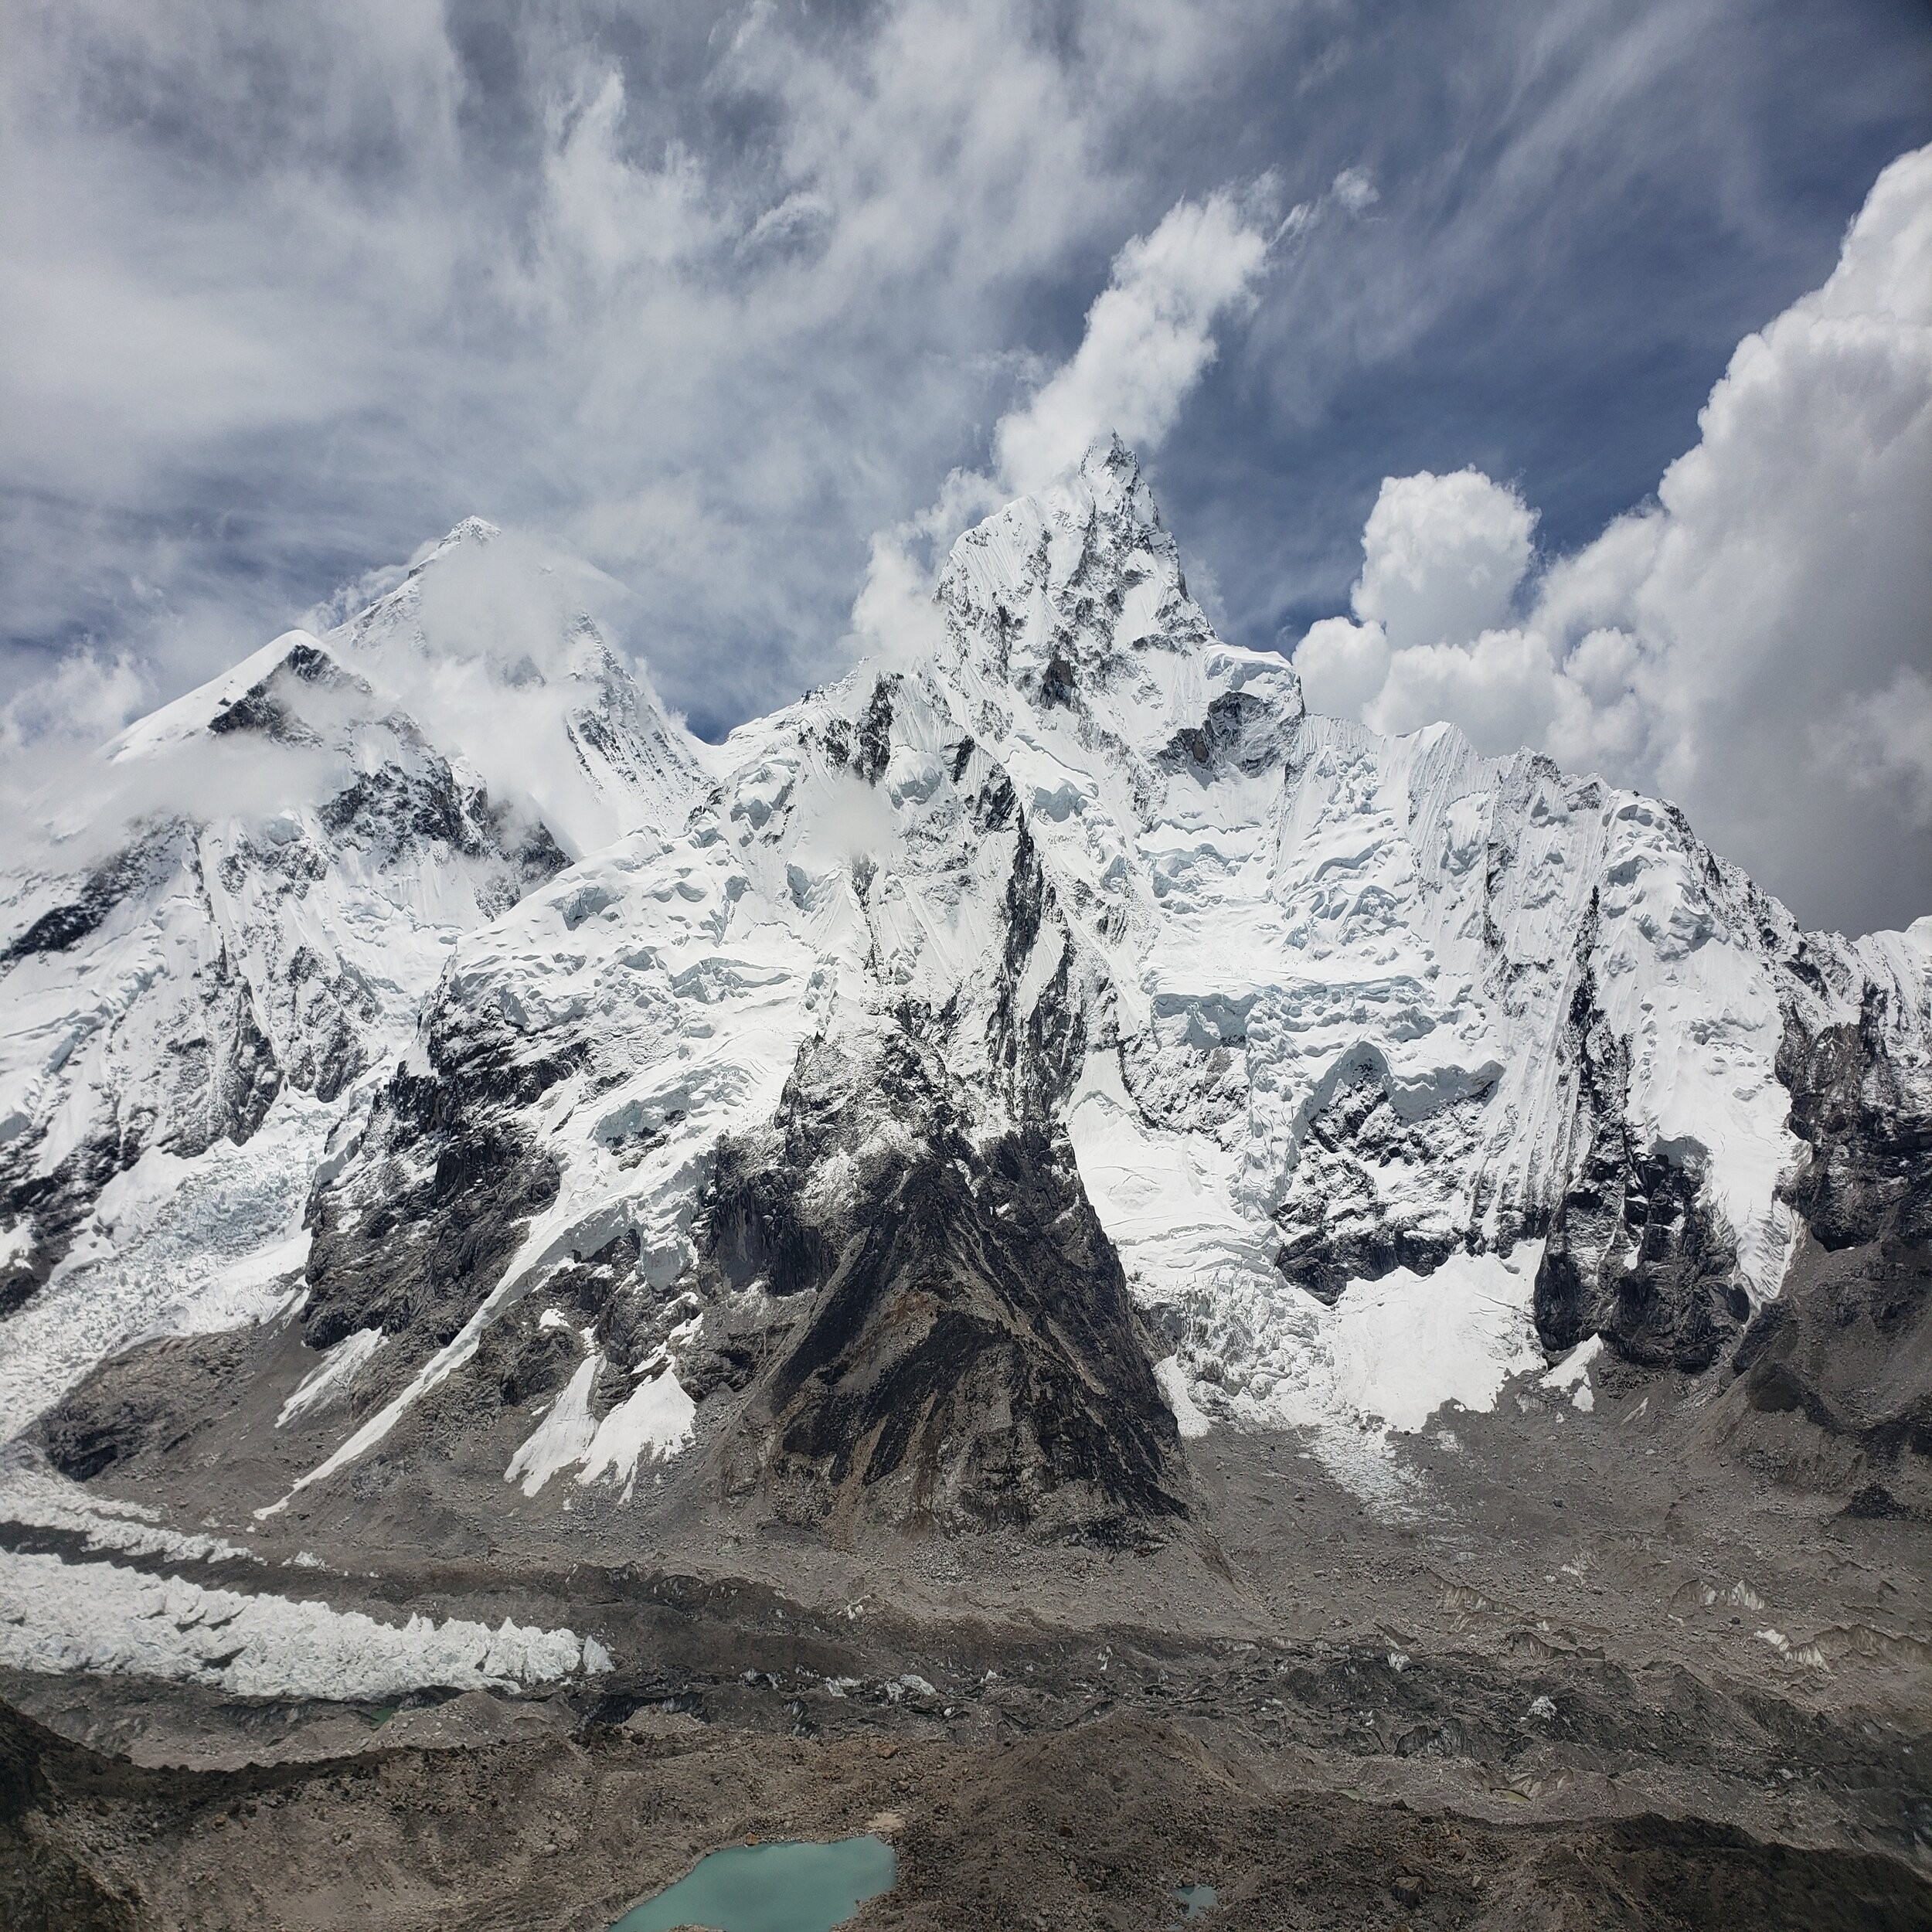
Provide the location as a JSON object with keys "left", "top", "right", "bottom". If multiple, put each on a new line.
{"left": 424, "top": 515, "right": 504, "bottom": 553}
{"left": 4, "top": 454, "right": 1928, "bottom": 1548}
{"left": 0, "top": 516, "right": 713, "bottom": 1401}
{"left": 937, "top": 437, "right": 1298, "bottom": 727}
{"left": 326, "top": 524, "right": 706, "bottom": 857}
{"left": 104, "top": 631, "right": 357, "bottom": 766}
{"left": 926, "top": 440, "right": 1304, "bottom": 842}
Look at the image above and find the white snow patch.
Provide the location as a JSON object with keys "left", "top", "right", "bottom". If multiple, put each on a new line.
{"left": 1539, "top": 1334, "right": 1602, "bottom": 1413}
{"left": 0, "top": 1464, "right": 253, "bottom": 1566}
{"left": 504, "top": 1355, "right": 696, "bottom": 1502}
{"left": 577, "top": 1366, "right": 696, "bottom": 1500}
{"left": 278, "top": 1326, "right": 386, "bottom": 1428}
{"left": 504, "top": 1357, "right": 600, "bottom": 1498}
{"left": 0, "top": 1550, "right": 607, "bottom": 1698}
{"left": 1323, "top": 1245, "right": 1546, "bottom": 1434}
{"left": 1154, "top": 1356, "right": 1212, "bottom": 1439}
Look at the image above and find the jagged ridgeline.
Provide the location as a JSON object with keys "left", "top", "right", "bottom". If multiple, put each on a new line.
{"left": 3, "top": 442, "right": 1928, "bottom": 1541}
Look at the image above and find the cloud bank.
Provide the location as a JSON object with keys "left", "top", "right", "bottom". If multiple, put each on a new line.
{"left": 1294, "top": 145, "right": 1932, "bottom": 935}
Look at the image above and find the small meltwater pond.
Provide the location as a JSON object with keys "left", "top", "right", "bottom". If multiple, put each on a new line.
{"left": 1172, "top": 1880, "right": 1219, "bottom": 1921}
{"left": 610, "top": 1835, "right": 896, "bottom": 1932}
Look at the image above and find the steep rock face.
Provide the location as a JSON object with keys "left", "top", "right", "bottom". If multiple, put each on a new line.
{"left": 709, "top": 1029, "right": 1183, "bottom": 1539}
{"left": 925, "top": 444, "right": 1925, "bottom": 1417}
{"left": 1532, "top": 921, "right": 1750, "bottom": 1372}
{"left": 1702, "top": 930, "right": 1932, "bottom": 1509}
{"left": 298, "top": 1012, "right": 573, "bottom": 1361}
{"left": 1776, "top": 954, "right": 1932, "bottom": 1253}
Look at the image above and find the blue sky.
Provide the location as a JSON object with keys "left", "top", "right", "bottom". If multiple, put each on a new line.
{"left": 3, "top": 0, "right": 1929, "bottom": 930}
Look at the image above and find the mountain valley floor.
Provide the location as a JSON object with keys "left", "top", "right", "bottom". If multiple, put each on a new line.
{"left": 3, "top": 1328, "right": 1928, "bottom": 1932}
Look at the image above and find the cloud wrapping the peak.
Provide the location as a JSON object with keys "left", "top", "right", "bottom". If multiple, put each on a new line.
{"left": 1293, "top": 141, "right": 1932, "bottom": 934}
{"left": 854, "top": 185, "right": 1276, "bottom": 657}
{"left": 995, "top": 192, "right": 1274, "bottom": 495}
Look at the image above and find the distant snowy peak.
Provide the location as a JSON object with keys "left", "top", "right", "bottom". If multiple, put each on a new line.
{"left": 0, "top": 527, "right": 709, "bottom": 1377}
{"left": 939, "top": 435, "right": 1214, "bottom": 674}
{"left": 94, "top": 510, "right": 709, "bottom": 860}
{"left": 332, "top": 518, "right": 708, "bottom": 857}
{"left": 937, "top": 436, "right": 1303, "bottom": 757}
{"left": 0, "top": 622, "right": 564, "bottom": 1340}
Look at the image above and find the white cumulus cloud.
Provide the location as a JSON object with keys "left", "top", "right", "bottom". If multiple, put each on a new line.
{"left": 1293, "top": 142, "right": 1932, "bottom": 936}
{"left": 995, "top": 191, "right": 1274, "bottom": 495}
{"left": 855, "top": 185, "right": 1277, "bottom": 655}
{"left": 1352, "top": 468, "right": 1536, "bottom": 652}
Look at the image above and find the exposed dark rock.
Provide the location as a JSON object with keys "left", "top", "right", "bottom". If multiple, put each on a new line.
{"left": 972, "top": 769, "right": 1019, "bottom": 833}
{"left": 1037, "top": 651, "right": 1078, "bottom": 708}
{"left": 277, "top": 945, "right": 376, "bottom": 1104}
{"left": 984, "top": 813, "right": 1087, "bottom": 1119}
{"left": 1709, "top": 1234, "right": 1932, "bottom": 1502}
{"left": 1536, "top": 939, "right": 1747, "bottom": 1370}
{"left": 479, "top": 1305, "right": 585, "bottom": 1411}
{"left": 712, "top": 1029, "right": 1185, "bottom": 1541}
{"left": 852, "top": 675, "right": 900, "bottom": 784}
{"left": 299, "top": 1003, "right": 573, "bottom": 1359}
{"left": 2, "top": 899, "right": 118, "bottom": 963}
{"left": 1271, "top": 1056, "right": 1484, "bottom": 1304}
{"left": 0, "top": 1138, "right": 122, "bottom": 1321}
{"left": 320, "top": 766, "right": 470, "bottom": 854}
{"left": 37, "top": 1332, "right": 254, "bottom": 1482}
{"left": 1777, "top": 988, "right": 1932, "bottom": 1250}
{"left": 700, "top": 1139, "right": 837, "bottom": 1299}
{"left": 1158, "top": 689, "right": 1283, "bottom": 777}
{"left": 0, "top": 826, "right": 182, "bottom": 965}
{"left": 209, "top": 640, "right": 371, "bottom": 745}
{"left": 1277, "top": 1225, "right": 1463, "bottom": 1307}
{"left": 162, "top": 947, "right": 284, "bottom": 1162}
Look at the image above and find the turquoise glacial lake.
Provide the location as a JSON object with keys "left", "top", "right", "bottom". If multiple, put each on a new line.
{"left": 609, "top": 1835, "right": 896, "bottom": 1932}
